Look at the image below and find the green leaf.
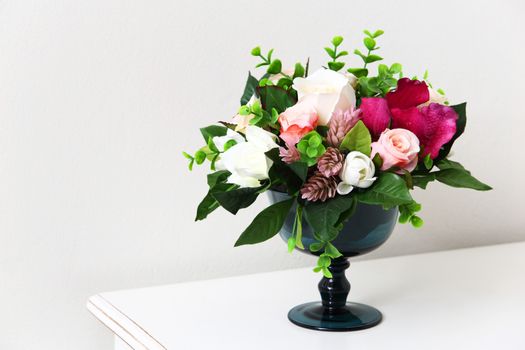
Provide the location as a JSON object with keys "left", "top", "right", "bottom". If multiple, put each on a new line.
{"left": 257, "top": 86, "right": 297, "bottom": 114}
{"left": 372, "top": 29, "right": 384, "bottom": 38}
{"left": 324, "top": 47, "right": 336, "bottom": 59}
{"left": 240, "top": 72, "right": 259, "bottom": 105}
{"left": 267, "top": 59, "right": 282, "bottom": 74}
{"left": 372, "top": 153, "right": 383, "bottom": 169}
{"left": 364, "top": 37, "right": 376, "bottom": 50}
{"left": 412, "top": 173, "right": 436, "bottom": 189}
{"left": 212, "top": 186, "right": 263, "bottom": 215}
{"left": 250, "top": 46, "right": 261, "bottom": 56}
{"left": 331, "top": 36, "right": 343, "bottom": 47}
{"left": 435, "top": 168, "right": 492, "bottom": 191}
{"left": 200, "top": 125, "right": 227, "bottom": 143}
{"left": 293, "top": 62, "right": 305, "bottom": 78}
{"left": 356, "top": 173, "right": 413, "bottom": 209}
{"left": 423, "top": 154, "right": 433, "bottom": 170}
{"left": 207, "top": 170, "right": 231, "bottom": 188}
{"left": 265, "top": 149, "right": 306, "bottom": 195}
{"left": 287, "top": 236, "right": 296, "bottom": 253}
{"left": 354, "top": 49, "right": 367, "bottom": 60}
{"left": 304, "top": 196, "right": 356, "bottom": 242}
{"left": 389, "top": 63, "right": 402, "bottom": 74}
{"left": 335, "top": 195, "right": 357, "bottom": 227}
{"left": 435, "top": 158, "right": 466, "bottom": 171}
{"left": 339, "top": 120, "right": 372, "bottom": 155}
{"left": 436, "top": 103, "right": 467, "bottom": 161}
{"left": 321, "top": 267, "right": 333, "bottom": 278}
{"left": 365, "top": 54, "right": 383, "bottom": 64}
{"left": 288, "top": 162, "right": 308, "bottom": 181}
{"left": 336, "top": 51, "right": 348, "bottom": 58}
{"left": 364, "top": 30, "right": 373, "bottom": 38}
{"left": 410, "top": 215, "right": 424, "bottom": 228}
{"left": 309, "top": 242, "right": 325, "bottom": 252}
{"left": 347, "top": 67, "right": 368, "bottom": 78}
{"left": 324, "top": 242, "right": 342, "bottom": 258}
{"left": 195, "top": 183, "right": 233, "bottom": 221}
{"left": 328, "top": 61, "right": 345, "bottom": 71}
{"left": 234, "top": 198, "right": 295, "bottom": 246}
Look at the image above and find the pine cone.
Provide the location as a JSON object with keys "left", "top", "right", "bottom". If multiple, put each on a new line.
{"left": 327, "top": 107, "right": 361, "bottom": 147}
{"left": 300, "top": 172, "right": 337, "bottom": 202}
{"left": 317, "top": 147, "right": 344, "bottom": 177}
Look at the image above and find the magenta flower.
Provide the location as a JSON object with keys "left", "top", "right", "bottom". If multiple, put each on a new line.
{"left": 360, "top": 97, "right": 391, "bottom": 140}
{"left": 391, "top": 103, "right": 457, "bottom": 159}
{"left": 386, "top": 78, "right": 429, "bottom": 110}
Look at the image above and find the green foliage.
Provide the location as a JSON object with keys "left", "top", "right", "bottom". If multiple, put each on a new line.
{"left": 324, "top": 35, "right": 348, "bottom": 72}
{"left": 195, "top": 174, "right": 234, "bottom": 221}
{"left": 412, "top": 173, "right": 436, "bottom": 189}
{"left": 234, "top": 198, "right": 295, "bottom": 246}
{"left": 267, "top": 59, "right": 282, "bottom": 74}
{"left": 240, "top": 72, "right": 259, "bottom": 105}
{"left": 339, "top": 120, "right": 372, "bottom": 155}
{"left": 309, "top": 241, "right": 325, "bottom": 252}
{"left": 212, "top": 185, "right": 265, "bottom": 215}
{"left": 293, "top": 62, "right": 305, "bottom": 79}
{"left": 200, "top": 125, "right": 228, "bottom": 143}
{"left": 434, "top": 159, "right": 491, "bottom": 190}
{"left": 266, "top": 149, "right": 308, "bottom": 195}
{"left": 399, "top": 200, "right": 424, "bottom": 228}
{"left": 356, "top": 173, "right": 413, "bottom": 209}
{"left": 251, "top": 46, "right": 290, "bottom": 79}
{"left": 347, "top": 67, "right": 368, "bottom": 78}
{"left": 436, "top": 103, "right": 467, "bottom": 161}
{"left": 357, "top": 62, "right": 402, "bottom": 97}
{"left": 182, "top": 151, "right": 195, "bottom": 170}
{"left": 423, "top": 154, "right": 433, "bottom": 170}
{"left": 297, "top": 131, "right": 326, "bottom": 166}
{"left": 303, "top": 195, "right": 356, "bottom": 242}
{"left": 257, "top": 85, "right": 297, "bottom": 115}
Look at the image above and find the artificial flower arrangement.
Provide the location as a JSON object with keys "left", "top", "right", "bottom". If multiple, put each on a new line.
{"left": 184, "top": 30, "right": 491, "bottom": 278}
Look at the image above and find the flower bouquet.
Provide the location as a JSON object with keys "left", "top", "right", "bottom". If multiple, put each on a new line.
{"left": 184, "top": 30, "right": 491, "bottom": 331}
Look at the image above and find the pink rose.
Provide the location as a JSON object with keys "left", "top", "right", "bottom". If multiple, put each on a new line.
{"left": 278, "top": 97, "right": 319, "bottom": 146}
{"left": 371, "top": 128, "right": 420, "bottom": 173}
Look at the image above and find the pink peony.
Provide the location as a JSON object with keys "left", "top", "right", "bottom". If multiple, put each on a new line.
{"left": 278, "top": 96, "right": 319, "bottom": 146}
{"left": 371, "top": 128, "right": 420, "bottom": 173}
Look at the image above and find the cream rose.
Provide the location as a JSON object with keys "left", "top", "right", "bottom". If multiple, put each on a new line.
{"left": 292, "top": 68, "right": 356, "bottom": 125}
{"left": 220, "top": 125, "right": 278, "bottom": 188}
{"left": 337, "top": 151, "right": 376, "bottom": 195}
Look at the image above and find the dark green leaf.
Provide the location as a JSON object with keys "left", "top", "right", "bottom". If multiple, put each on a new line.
{"left": 288, "top": 161, "right": 308, "bottom": 181}
{"left": 435, "top": 168, "right": 492, "bottom": 191}
{"left": 207, "top": 170, "right": 231, "bottom": 188}
{"left": 200, "top": 125, "right": 227, "bottom": 143}
{"left": 436, "top": 103, "right": 467, "bottom": 161}
{"left": 435, "top": 158, "right": 466, "bottom": 171}
{"left": 339, "top": 120, "right": 372, "bottom": 155}
{"left": 412, "top": 173, "right": 436, "bottom": 189}
{"left": 266, "top": 149, "right": 306, "bottom": 195}
{"left": 309, "top": 242, "right": 325, "bottom": 252}
{"left": 257, "top": 86, "right": 297, "bottom": 114}
{"left": 304, "top": 195, "right": 356, "bottom": 242}
{"left": 212, "top": 186, "right": 263, "bottom": 215}
{"left": 234, "top": 198, "right": 295, "bottom": 246}
{"left": 195, "top": 183, "right": 233, "bottom": 221}
{"left": 240, "top": 72, "right": 259, "bottom": 105}
{"left": 356, "top": 173, "right": 413, "bottom": 209}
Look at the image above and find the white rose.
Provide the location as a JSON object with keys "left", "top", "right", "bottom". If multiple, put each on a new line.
{"left": 220, "top": 126, "right": 278, "bottom": 188}
{"left": 212, "top": 129, "right": 245, "bottom": 152}
{"left": 337, "top": 151, "right": 376, "bottom": 195}
{"left": 292, "top": 68, "right": 356, "bottom": 125}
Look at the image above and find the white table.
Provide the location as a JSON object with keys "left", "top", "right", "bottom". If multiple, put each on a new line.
{"left": 87, "top": 242, "right": 525, "bottom": 350}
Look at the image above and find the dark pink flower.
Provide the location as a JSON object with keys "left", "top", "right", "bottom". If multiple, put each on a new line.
{"left": 391, "top": 103, "right": 457, "bottom": 159}
{"left": 360, "top": 97, "right": 391, "bottom": 140}
{"left": 386, "top": 78, "right": 429, "bottom": 110}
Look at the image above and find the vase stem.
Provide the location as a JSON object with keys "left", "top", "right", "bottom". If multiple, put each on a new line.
{"left": 318, "top": 257, "right": 350, "bottom": 312}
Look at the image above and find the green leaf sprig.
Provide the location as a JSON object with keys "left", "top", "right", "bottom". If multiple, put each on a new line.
{"left": 324, "top": 35, "right": 348, "bottom": 72}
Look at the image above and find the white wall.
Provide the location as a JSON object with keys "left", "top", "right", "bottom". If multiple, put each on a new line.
{"left": 1, "top": 0, "right": 524, "bottom": 349}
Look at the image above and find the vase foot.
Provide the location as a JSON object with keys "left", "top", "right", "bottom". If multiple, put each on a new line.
{"left": 288, "top": 301, "right": 382, "bottom": 331}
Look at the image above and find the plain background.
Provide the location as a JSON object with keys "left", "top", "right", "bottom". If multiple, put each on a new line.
{"left": 1, "top": 0, "right": 524, "bottom": 349}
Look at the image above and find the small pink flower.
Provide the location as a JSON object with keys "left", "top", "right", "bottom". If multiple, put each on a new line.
{"left": 371, "top": 128, "right": 420, "bottom": 173}
{"left": 279, "top": 143, "right": 301, "bottom": 163}
{"left": 278, "top": 96, "right": 319, "bottom": 146}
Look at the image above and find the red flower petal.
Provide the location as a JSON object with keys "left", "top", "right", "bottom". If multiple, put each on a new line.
{"left": 360, "top": 97, "right": 391, "bottom": 140}
{"left": 391, "top": 103, "right": 458, "bottom": 159}
{"left": 386, "top": 78, "right": 430, "bottom": 110}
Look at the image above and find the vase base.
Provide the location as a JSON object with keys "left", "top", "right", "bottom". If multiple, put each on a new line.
{"left": 288, "top": 301, "right": 382, "bottom": 331}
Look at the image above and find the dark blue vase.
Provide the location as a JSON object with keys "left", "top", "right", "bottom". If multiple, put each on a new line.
{"left": 268, "top": 190, "right": 398, "bottom": 331}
